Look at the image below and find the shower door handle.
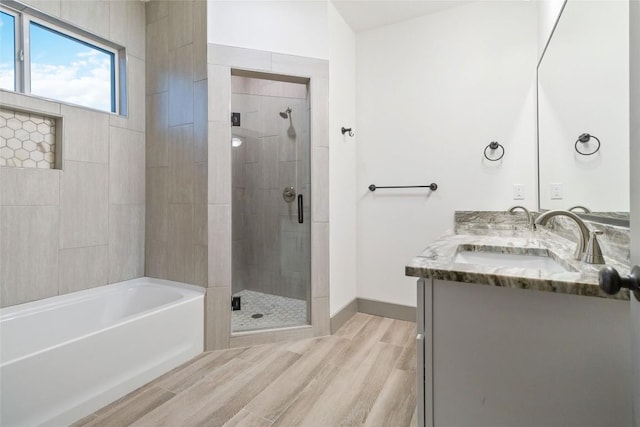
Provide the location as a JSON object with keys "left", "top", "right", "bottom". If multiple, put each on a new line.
{"left": 297, "top": 194, "right": 303, "bottom": 224}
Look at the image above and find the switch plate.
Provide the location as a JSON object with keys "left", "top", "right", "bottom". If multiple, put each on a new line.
{"left": 513, "top": 184, "right": 524, "bottom": 200}
{"left": 550, "top": 183, "right": 563, "bottom": 200}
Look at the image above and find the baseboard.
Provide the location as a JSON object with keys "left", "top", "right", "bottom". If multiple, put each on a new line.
{"left": 357, "top": 298, "right": 416, "bottom": 322}
{"left": 330, "top": 299, "right": 358, "bottom": 334}
{"left": 329, "top": 297, "right": 417, "bottom": 334}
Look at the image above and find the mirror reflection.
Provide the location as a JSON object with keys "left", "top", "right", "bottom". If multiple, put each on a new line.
{"left": 537, "top": 0, "right": 629, "bottom": 218}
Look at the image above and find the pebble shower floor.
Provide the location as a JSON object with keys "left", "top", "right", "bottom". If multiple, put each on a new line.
{"left": 231, "top": 290, "right": 308, "bottom": 332}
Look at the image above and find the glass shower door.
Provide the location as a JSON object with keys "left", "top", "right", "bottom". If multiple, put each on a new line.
{"left": 230, "top": 74, "right": 311, "bottom": 333}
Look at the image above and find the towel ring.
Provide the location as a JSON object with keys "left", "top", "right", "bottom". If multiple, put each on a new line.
{"left": 484, "top": 141, "right": 504, "bottom": 161}
{"left": 575, "top": 133, "right": 600, "bottom": 156}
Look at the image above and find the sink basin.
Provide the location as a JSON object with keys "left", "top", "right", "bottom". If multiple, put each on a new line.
{"left": 454, "top": 246, "right": 572, "bottom": 273}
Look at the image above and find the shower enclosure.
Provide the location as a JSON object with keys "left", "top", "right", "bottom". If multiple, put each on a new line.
{"left": 230, "top": 74, "right": 311, "bottom": 332}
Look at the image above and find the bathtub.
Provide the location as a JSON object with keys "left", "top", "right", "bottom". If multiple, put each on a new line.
{"left": 0, "top": 277, "right": 204, "bottom": 427}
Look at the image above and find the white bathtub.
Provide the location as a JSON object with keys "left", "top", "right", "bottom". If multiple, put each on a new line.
{"left": 0, "top": 277, "right": 204, "bottom": 427}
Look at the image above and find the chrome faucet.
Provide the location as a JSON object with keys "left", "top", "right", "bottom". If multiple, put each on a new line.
{"left": 508, "top": 205, "right": 534, "bottom": 229}
{"left": 534, "top": 210, "right": 593, "bottom": 261}
{"left": 568, "top": 205, "right": 591, "bottom": 214}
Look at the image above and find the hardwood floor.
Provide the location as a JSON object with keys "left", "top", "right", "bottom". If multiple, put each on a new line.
{"left": 73, "top": 313, "right": 417, "bottom": 427}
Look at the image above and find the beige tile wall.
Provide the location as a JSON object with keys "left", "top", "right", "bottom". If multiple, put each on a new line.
{"left": 0, "top": 0, "right": 146, "bottom": 308}
{"left": 144, "top": 0, "right": 208, "bottom": 291}
{"left": 0, "top": 1, "right": 330, "bottom": 350}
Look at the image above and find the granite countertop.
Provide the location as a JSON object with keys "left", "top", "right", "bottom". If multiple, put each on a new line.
{"left": 406, "top": 228, "right": 631, "bottom": 301}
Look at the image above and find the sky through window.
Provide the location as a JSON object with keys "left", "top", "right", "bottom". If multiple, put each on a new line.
{"left": 0, "top": 11, "right": 15, "bottom": 91}
{"left": 29, "top": 22, "right": 115, "bottom": 112}
{"left": 0, "top": 14, "right": 115, "bottom": 113}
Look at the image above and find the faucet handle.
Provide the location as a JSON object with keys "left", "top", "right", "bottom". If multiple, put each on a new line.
{"left": 582, "top": 230, "right": 605, "bottom": 264}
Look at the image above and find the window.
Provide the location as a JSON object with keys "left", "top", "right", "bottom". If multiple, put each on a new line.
{"left": 0, "top": 5, "right": 121, "bottom": 113}
{"left": 29, "top": 22, "right": 116, "bottom": 112}
{"left": 0, "top": 11, "right": 16, "bottom": 91}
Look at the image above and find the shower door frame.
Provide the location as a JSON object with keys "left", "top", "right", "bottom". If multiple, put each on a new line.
{"left": 205, "top": 44, "right": 330, "bottom": 349}
{"left": 230, "top": 72, "right": 311, "bottom": 333}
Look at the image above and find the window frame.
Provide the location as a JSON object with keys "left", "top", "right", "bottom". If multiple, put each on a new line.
{"left": 1, "top": 7, "right": 21, "bottom": 92}
{"left": 0, "top": 2, "right": 124, "bottom": 114}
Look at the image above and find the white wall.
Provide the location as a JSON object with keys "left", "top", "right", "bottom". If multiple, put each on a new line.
{"left": 206, "top": 0, "right": 538, "bottom": 311}
{"left": 207, "top": 0, "right": 329, "bottom": 59}
{"left": 355, "top": 1, "right": 538, "bottom": 307}
{"left": 538, "top": 0, "right": 566, "bottom": 59}
{"left": 328, "top": 3, "right": 357, "bottom": 316}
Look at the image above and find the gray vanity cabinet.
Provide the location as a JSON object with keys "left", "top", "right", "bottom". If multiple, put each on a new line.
{"left": 416, "top": 279, "right": 632, "bottom": 427}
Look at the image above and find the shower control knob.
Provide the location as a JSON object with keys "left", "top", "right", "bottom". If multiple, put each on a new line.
{"left": 282, "top": 186, "right": 296, "bottom": 203}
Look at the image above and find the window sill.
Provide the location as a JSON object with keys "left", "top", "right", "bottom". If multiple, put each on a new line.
{"left": 0, "top": 89, "right": 122, "bottom": 118}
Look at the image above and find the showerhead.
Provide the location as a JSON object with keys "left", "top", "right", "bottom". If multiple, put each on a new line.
{"left": 279, "top": 107, "right": 292, "bottom": 119}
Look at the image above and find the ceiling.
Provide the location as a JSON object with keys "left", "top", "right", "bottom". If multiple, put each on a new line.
{"left": 331, "top": 0, "right": 474, "bottom": 33}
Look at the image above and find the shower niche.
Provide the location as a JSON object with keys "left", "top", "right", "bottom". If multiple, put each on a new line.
{"left": 230, "top": 74, "right": 311, "bottom": 333}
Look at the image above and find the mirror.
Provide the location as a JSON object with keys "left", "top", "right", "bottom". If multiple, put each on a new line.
{"left": 537, "top": 0, "right": 629, "bottom": 223}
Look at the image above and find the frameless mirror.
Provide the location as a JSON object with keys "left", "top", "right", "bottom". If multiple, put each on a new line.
{"left": 537, "top": 0, "right": 630, "bottom": 224}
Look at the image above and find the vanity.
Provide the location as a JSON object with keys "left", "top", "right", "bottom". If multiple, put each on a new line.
{"left": 408, "top": 212, "right": 632, "bottom": 427}
{"left": 407, "top": 0, "right": 636, "bottom": 423}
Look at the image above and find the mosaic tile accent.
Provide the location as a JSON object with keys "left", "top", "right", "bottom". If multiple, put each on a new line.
{"left": 0, "top": 108, "right": 56, "bottom": 168}
{"left": 232, "top": 289, "right": 308, "bottom": 332}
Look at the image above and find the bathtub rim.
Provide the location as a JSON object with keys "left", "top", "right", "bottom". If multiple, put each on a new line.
{"left": 1, "top": 277, "right": 204, "bottom": 320}
{"left": 0, "top": 277, "right": 205, "bottom": 367}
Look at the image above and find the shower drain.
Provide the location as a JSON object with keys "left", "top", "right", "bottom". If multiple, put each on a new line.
{"left": 251, "top": 313, "right": 264, "bottom": 319}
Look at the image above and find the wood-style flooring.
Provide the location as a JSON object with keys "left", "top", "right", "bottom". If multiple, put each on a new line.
{"left": 73, "top": 313, "right": 417, "bottom": 427}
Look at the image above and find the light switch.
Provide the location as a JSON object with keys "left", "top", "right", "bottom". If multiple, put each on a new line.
{"left": 550, "top": 183, "right": 563, "bottom": 200}
{"left": 513, "top": 184, "right": 525, "bottom": 200}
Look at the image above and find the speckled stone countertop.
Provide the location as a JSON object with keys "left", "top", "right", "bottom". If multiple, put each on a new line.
{"left": 406, "top": 215, "right": 631, "bottom": 300}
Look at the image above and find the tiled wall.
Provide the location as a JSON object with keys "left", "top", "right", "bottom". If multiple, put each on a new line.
{"left": 144, "top": 0, "right": 208, "bottom": 286}
{"left": 0, "top": 108, "right": 57, "bottom": 168}
{"left": 0, "top": 0, "right": 146, "bottom": 308}
{"left": 231, "top": 76, "right": 311, "bottom": 301}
